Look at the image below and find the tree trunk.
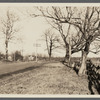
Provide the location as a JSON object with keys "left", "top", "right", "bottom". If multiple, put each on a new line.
{"left": 5, "top": 40, "right": 8, "bottom": 61}
{"left": 64, "top": 48, "right": 69, "bottom": 61}
{"left": 49, "top": 54, "right": 51, "bottom": 61}
{"left": 49, "top": 41, "right": 52, "bottom": 61}
{"left": 78, "top": 40, "right": 90, "bottom": 76}
{"left": 78, "top": 50, "right": 87, "bottom": 75}
{"left": 49, "top": 46, "right": 52, "bottom": 60}
{"left": 64, "top": 42, "right": 71, "bottom": 66}
{"left": 64, "top": 48, "right": 71, "bottom": 66}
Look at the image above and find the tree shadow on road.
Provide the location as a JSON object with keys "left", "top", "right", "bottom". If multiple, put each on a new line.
{"left": 0, "top": 62, "right": 47, "bottom": 79}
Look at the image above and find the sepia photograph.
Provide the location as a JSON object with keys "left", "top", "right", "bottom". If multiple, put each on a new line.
{"left": 0, "top": 3, "right": 100, "bottom": 97}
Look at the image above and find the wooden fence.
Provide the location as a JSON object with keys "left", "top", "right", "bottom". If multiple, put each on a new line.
{"left": 86, "top": 60, "right": 100, "bottom": 94}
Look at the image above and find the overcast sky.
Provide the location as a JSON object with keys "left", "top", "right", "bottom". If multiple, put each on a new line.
{"left": 0, "top": 4, "right": 66, "bottom": 57}
{"left": 0, "top": 3, "right": 100, "bottom": 58}
{"left": 0, "top": 6, "right": 49, "bottom": 56}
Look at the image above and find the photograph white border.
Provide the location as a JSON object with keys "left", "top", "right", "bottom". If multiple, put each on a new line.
{"left": 0, "top": 3, "right": 100, "bottom": 98}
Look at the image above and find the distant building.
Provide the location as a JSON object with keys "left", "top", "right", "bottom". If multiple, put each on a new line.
{"left": 28, "top": 55, "right": 34, "bottom": 61}
{"left": 8, "top": 56, "right": 12, "bottom": 61}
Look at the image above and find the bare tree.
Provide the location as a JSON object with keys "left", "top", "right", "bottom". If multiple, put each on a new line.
{"left": 1, "top": 10, "right": 19, "bottom": 60}
{"left": 49, "top": 21, "right": 83, "bottom": 63}
{"left": 44, "top": 29, "right": 60, "bottom": 60}
{"left": 32, "top": 7, "right": 100, "bottom": 75}
{"left": 31, "top": 7, "right": 84, "bottom": 62}
{"left": 63, "top": 7, "right": 100, "bottom": 75}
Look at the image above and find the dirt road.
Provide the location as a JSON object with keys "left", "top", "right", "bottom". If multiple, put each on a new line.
{"left": 0, "top": 61, "right": 41, "bottom": 75}
{"left": 0, "top": 61, "right": 90, "bottom": 94}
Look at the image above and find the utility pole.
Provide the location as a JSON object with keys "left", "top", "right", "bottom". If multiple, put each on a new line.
{"left": 33, "top": 41, "right": 41, "bottom": 62}
{"left": 21, "top": 45, "right": 23, "bottom": 61}
{"left": 14, "top": 52, "right": 15, "bottom": 62}
{"left": 69, "top": 37, "right": 71, "bottom": 66}
{"left": 36, "top": 43, "right": 38, "bottom": 62}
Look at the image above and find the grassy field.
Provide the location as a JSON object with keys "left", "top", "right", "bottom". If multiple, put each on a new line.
{"left": 0, "top": 60, "right": 95, "bottom": 95}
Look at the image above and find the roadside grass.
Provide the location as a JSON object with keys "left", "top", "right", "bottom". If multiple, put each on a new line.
{"left": 0, "top": 61, "right": 91, "bottom": 94}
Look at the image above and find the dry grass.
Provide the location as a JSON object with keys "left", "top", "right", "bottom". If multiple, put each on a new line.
{"left": 0, "top": 61, "right": 90, "bottom": 94}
